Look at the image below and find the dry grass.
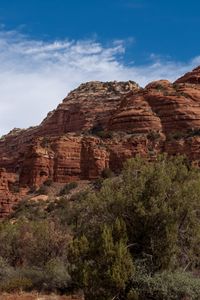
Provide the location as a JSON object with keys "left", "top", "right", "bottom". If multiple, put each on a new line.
{"left": 0, "top": 293, "right": 83, "bottom": 300}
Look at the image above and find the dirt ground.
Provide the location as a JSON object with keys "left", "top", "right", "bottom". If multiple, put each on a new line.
{"left": 0, "top": 293, "right": 84, "bottom": 300}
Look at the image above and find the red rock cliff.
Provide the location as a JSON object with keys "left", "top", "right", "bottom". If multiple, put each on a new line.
{"left": 2, "top": 68, "right": 200, "bottom": 216}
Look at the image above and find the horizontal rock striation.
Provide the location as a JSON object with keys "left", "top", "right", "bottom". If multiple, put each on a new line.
{"left": 39, "top": 81, "right": 140, "bottom": 135}
{"left": 2, "top": 68, "right": 200, "bottom": 216}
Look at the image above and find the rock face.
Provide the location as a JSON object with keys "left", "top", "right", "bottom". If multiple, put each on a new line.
{"left": 2, "top": 68, "right": 200, "bottom": 217}
{"left": 40, "top": 81, "right": 140, "bottom": 135}
{"left": 175, "top": 66, "right": 200, "bottom": 84}
{"left": 0, "top": 169, "right": 18, "bottom": 217}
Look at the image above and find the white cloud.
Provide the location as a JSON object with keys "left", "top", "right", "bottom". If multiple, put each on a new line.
{"left": 0, "top": 29, "right": 199, "bottom": 136}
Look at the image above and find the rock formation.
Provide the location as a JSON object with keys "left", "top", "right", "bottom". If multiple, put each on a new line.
{"left": 2, "top": 67, "right": 200, "bottom": 217}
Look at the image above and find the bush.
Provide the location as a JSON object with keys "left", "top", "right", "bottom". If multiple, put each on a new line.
{"left": 155, "top": 83, "right": 166, "bottom": 91}
{"left": 147, "top": 130, "right": 161, "bottom": 141}
{"left": 90, "top": 124, "right": 103, "bottom": 135}
{"left": 44, "top": 258, "right": 71, "bottom": 292}
{"left": 131, "top": 267, "right": 200, "bottom": 300}
{"left": 95, "top": 130, "right": 113, "bottom": 139}
{"left": 168, "top": 131, "right": 185, "bottom": 140}
{"left": 37, "top": 184, "right": 49, "bottom": 195}
{"left": 47, "top": 198, "right": 71, "bottom": 225}
{"left": 17, "top": 267, "right": 45, "bottom": 291}
{"left": 0, "top": 220, "right": 70, "bottom": 267}
{"left": 0, "top": 256, "right": 15, "bottom": 281}
{"left": 43, "top": 179, "right": 53, "bottom": 186}
{"left": 168, "top": 128, "right": 200, "bottom": 141}
{"left": 127, "top": 290, "right": 139, "bottom": 300}
{"left": 17, "top": 260, "right": 71, "bottom": 293}
{"left": 10, "top": 199, "right": 48, "bottom": 221}
{"left": 1, "top": 155, "right": 200, "bottom": 298}
{"left": 90, "top": 124, "right": 113, "bottom": 139}
{"left": 28, "top": 186, "right": 36, "bottom": 194}
{"left": 9, "top": 184, "right": 20, "bottom": 193}
{"left": 101, "top": 168, "right": 114, "bottom": 179}
{"left": 0, "top": 277, "right": 32, "bottom": 292}
{"left": 69, "top": 155, "right": 200, "bottom": 298}
{"left": 93, "top": 178, "right": 104, "bottom": 190}
{"left": 69, "top": 219, "right": 134, "bottom": 300}
{"left": 187, "top": 128, "right": 200, "bottom": 137}
{"left": 59, "top": 182, "right": 78, "bottom": 196}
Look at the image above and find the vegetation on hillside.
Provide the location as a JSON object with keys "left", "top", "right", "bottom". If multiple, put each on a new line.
{"left": 0, "top": 155, "right": 200, "bottom": 299}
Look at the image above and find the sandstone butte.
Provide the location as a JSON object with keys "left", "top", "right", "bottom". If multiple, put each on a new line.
{"left": 2, "top": 66, "right": 200, "bottom": 217}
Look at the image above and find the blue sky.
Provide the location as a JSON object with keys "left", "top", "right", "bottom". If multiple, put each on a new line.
{"left": 1, "top": 0, "right": 200, "bottom": 63}
{"left": 0, "top": 0, "right": 200, "bottom": 135}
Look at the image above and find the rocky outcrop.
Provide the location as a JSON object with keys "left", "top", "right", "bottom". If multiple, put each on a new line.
{"left": 110, "top": 79, "right": 200, "bottom": 135}
{"left": 39, "top": 80, "right": 140, "bottom": 135}
{"left": 2, "top": 68, "right": 200, "bottom": 217}
{"left": 109, "top": 89, "right": 163, "bottom": 133}
{"left": 0, "top": 169, "right": 18, "bottom": 217}
{"left": 175, "top": 66, "right": 200, "bottom": 84}
{"left": 146, "top": 80, "right": 200, "bottom": 134}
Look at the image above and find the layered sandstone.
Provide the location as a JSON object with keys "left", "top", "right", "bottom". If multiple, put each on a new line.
{"left": 2, "top": 68, "right": 200, "bottom": 217}
{"left": 175, "top": 66, "right": 200, "bottom": 84}
{"left": 0, "top": 168, "right": 18, "bottom": 217}
{"left": 39, "top": 80, "right": 140, "bottom": 135}
{"left": 110, "top": 79, "right": 200, "bottom": 135}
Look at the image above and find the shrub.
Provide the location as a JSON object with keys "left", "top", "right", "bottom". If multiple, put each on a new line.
{"left": 155, "top": 83, "right": 166, "bottom": 91}
{"left": 28, "top": 186, "right": 36, "bottom": 194}
{"left": 59, "top": 182, "right": 78, "bottom": 196}
{"left": 168, "top": 129, "right": 200, "bottom": 141}
{"left": 41, "top": 137, "right": 50, "bottom": 148}
{"left": 90, "top": 124, "right": 103, "bottom": 135}
{"left": 17, "top": 267, "right": 45, "bottom": 291}
{"left": 0, "top": 256, "right": 15, "bottom": 281}
{"left": 0, "top": 220, "right": 70, "bottom": 267}
{"left": 69, "top": 219, "right": 134, "bottom": 300}
{"left": 9, "top": 184, "right": 20, "bottom": 193}
{"left": 0, "top": 277, "right": 32, "bottom": 292}
{"left": 131, "top": 267, "right": 200, "bottom": 300}
{"left": 187, "top": 128, "right": 200, "bottom": 137}
{"left": 37, "top": 184, "right": 49, "bottom": 195}
{"left": 69, "top": 155, "right": 200, "bottom": 298}
{"left": 95, "top": 130, "right": 113, "bottom": 139}
{"left": 47, "top": 197, "right": 71, "bottom": 225}
{"left": 90, "top": 124, "right": 113, "bottom": 139}
{"left": 44, "top": 258, "right": 71, "bottom": 292}
{"left": 168, "top": 131, "right": 185, "bottom": 140}
{"left": 101, "top": 168, "right": 114, "bottom": 179}
{"left": 127, "top": 290, "right": 139, "bottom": 300}
{"left": 10, "top": 199, "right": 48, "bottom": 221}
{"left": 93, "top": 178, "right": 104, "bottom": 190}
{"left": 1, "top": 155, "right": 200, "bottom": 298}
{"left": 15, "top": 260, "right": 71, "bottom": 293}
{"left": 147, "top": 130, "right": 161, "bottom": 141}
{"left": 43, "top": 179, "right": 53, "bottom": 186}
